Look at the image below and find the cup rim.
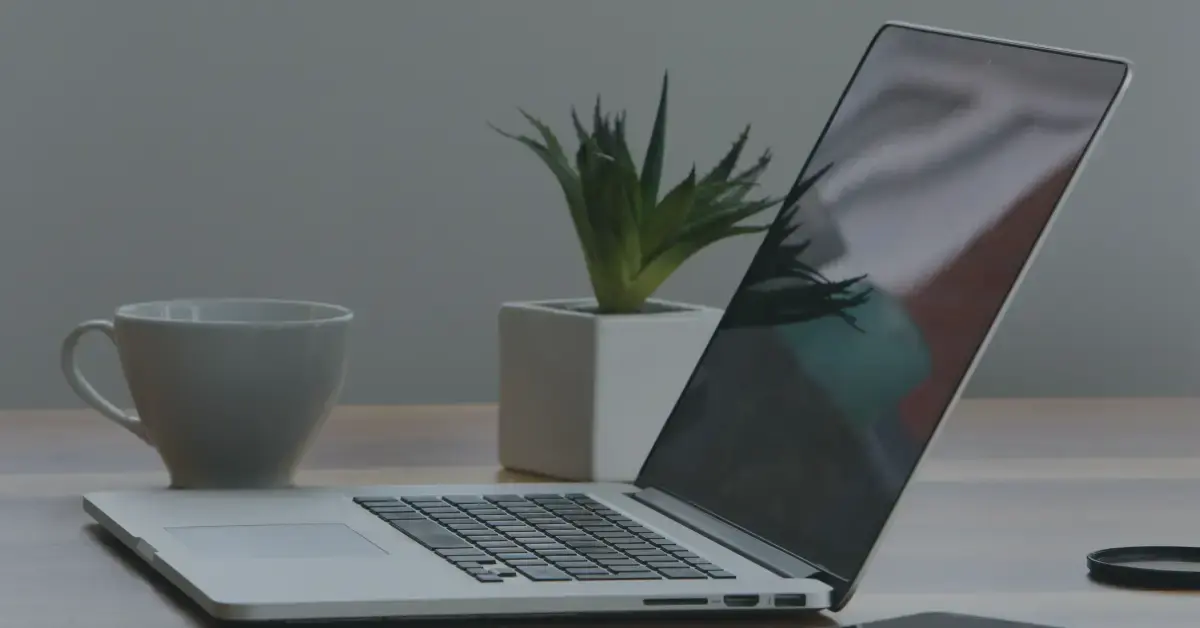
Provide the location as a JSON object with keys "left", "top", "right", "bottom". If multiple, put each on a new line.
{"left": 114, "top": 297, "right": 354, "bottom": 326}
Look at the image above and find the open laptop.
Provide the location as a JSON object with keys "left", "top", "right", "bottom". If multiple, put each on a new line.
{"left": 82, "top": 22, "right": 1130, "bottom": 622}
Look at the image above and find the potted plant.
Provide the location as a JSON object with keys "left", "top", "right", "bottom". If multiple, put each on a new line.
{"left": 491, "top": 73, "right": 798, "bottom": 481}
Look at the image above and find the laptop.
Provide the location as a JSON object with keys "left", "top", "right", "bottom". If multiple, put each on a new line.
{"left": 82, "top": 22, "right": 1130, "bottom": 622}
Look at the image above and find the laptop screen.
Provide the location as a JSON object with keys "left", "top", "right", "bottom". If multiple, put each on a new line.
{"left": 636, "top": 24, "right": 1128, "bottom": 588}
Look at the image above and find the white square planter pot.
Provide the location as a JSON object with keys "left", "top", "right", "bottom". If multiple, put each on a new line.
{"left": 498, "top": 298, "right": 722, "bottom": 482}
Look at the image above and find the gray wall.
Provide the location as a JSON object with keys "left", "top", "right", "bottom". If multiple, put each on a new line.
{"left": 5, "top": 0, "right": 1191, "bottom": 408}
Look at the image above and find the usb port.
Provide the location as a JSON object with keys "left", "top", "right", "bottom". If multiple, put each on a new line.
{"left": 773, "top": 593, "right": 808, "bottom": 608}
{"left": 723, "top": 594, "right": 759, "bottom": 608}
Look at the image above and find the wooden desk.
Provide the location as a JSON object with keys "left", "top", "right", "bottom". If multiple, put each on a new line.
{"left": 2, "top": 399, "right": 1198, "bottom": 627}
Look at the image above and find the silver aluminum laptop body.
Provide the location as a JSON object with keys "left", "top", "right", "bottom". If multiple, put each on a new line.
{"left": 83, "top": 22, "right": 1131, "bottom": 623}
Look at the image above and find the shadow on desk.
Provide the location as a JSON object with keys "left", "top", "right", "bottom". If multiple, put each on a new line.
{"left": 84, "top": 525, "right": 841, "bottom": 628}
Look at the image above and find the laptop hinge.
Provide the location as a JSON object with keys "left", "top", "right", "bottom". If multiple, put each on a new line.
{"left": 631, "top": 487, "right": 823, "bottom": 579}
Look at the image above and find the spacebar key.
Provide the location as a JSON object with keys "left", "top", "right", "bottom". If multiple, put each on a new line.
{"left": 515, "top": 565, "right": 572, "bottom": 582}
{"left": 390, "top": 519, "right": 470, "bottom": 549}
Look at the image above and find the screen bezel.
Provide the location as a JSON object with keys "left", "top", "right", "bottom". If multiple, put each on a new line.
{"left": 633, "top": 20, "right": 1132, "bottom": 611}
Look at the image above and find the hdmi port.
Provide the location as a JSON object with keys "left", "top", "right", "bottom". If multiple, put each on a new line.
{"left": 723, "top": 594, "right": 760, "bottom": 607}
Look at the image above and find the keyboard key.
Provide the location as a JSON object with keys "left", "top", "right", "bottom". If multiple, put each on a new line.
{"left": 515, "top": 565, "right": 572, "bottom": 582}
{"left": 450, "top": 556, "right": 496, "bottom": 565}
{"left": 494, "top": 569, "right": 517, "bottom": 578}
{"left": 576, "top": 573, "right": 658, "bottom": 581}
{"left": 402, "top": 497, "right": 444, "bottom": 505}
{"left": 512, "top": 534, "right": 553, "bottom": 543}
{"left": 691, "top": 562, "right": 719, "bottom": 570}
{"left": 614, "top": 572, "right": 662, "bottom": 580}
{"left": 547, "top": 530, "right": 589, "bottom": 539}
{"left": 614, "top": 543, "right": 654, "bottom": 551}
{"left": 461, "top": 534, "right": 505, "bottom": 542}
{"left": 608, "top": 563, "right": 653, "bottom": 572}
{"left": 646, "top": 561, "right": 688, "bottom": 569}
{"left": 538, "top": 549, "right": 579, "bottom": 557}
{"left": 583, "top": 552, "right": 625, "bottom": 562}
{"left": 682, "top": 556, "right": 711, "bottom": 566}
{"left": 658, "top": 544, "right": 685, "bottom": 553}
{"left": 367, "top": 504, "right": 415, "bottom": 512}
{"left": 565, "top": 567, "right": 608, "bottom": 576}
{"left": 390, "top": 519, "right": 471, "bottom": 549}
{"left": 523, "top": 543, "right": 566, "bottom": 552}
{"left": 461, "top": 509, "right": 503, "bottom": 518}
{"left": 627, "top": 549, "right": 668, "bottom": 558}
{"left": 549, "top": 558, "right": 592, "bottom": 568}
{"left": 477, "top": 542, "right": 521, "bottom": 551}
{"left": 354, "top": 497, "right": 399, "bottom": 505}
{"left": 505, "top": 559, "right": 547, "bottom": 567}
{"left": 495, "top": 526, "right": 535, "bottom": 534}
{"left": 596, "top": 558, "right": 638, "bottom": 567}
{"left": 672, "top": 551, "right": 701, "bottom": 560}
{"left": 430, "top": 515, "right": 473, "bottom": 524}
{"left": 461, "top": 565, "right": 488, "bottom": 575}
{"left": 592, "top": 531, "right": 633, "bottom": 539}
{"left": 626, "top": 526, "right": 654, "bottom": 535}
{"left": 442, "top": 495, "right": 486, "bottom": 504}
{"left": 659, "top": 567, "right": 706, "bottom": 580}
{"left": 378, "top": 513, "right": 427, "bottom": 521}
{"left": 437, "top": 548, "right": 487, "bottom": 557}
{"left": 494, "top": 552, "right": 539, "bottom": 562}
{"left": 485, "top": 495, "right": 527, "bottom": 502}
{"left": 708, "top": 570, "right": 736, "bottom": 579}
{"left": 475, "top": 574, "right": 504, "bottom": 583}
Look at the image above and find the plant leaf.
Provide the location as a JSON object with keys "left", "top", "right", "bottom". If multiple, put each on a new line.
{"left": 571, "top": 106, "right": 590, "bottom": 146}
{"left": 489, "top": 120, "right": 597, "bottom": 276}
{"left": 640, "top": 72, "right": 669, "bottom": 209}
{"left": 700, "top": 125, "right": 750, "bottom": 185}
{"left": 679, "top": 196, "right": 780, "bottom": 242}
{"left": 640, "top": 167, "right": 697, "bottom": 258}
{"left": 611, "top": 112, "right": 643, "bottom": 224}
{"left": 629, "top": 225, "right": 762, "bottom": 303}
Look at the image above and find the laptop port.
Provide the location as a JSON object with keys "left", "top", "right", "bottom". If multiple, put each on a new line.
{"left": 773, "top": 593, "right": 808, "bottom": 608}
{"left": 642, "top": 597, "right": 709, "bottom": 607}
{"left": 722, "top": 594, "right": 760, "bottom": 607}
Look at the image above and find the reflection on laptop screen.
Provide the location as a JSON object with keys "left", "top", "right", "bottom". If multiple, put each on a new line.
{"left": 637, "top": 24, "right": 1128, "bottom": 585}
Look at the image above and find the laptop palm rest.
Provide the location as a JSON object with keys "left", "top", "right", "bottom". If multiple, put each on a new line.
{"left": 166, "top": 523, "right": 387, "bottom": 559}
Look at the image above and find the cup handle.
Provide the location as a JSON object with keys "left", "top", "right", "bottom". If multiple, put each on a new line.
{"left": 60, "top": 320, "right": 151, "bottom": 445}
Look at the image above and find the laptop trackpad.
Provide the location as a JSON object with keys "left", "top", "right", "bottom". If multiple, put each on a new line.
{"left": 166, "top": 523, "right": 387, "bottom": 558}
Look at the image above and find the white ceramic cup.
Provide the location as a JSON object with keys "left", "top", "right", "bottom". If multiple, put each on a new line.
{"left": 60, "top": 298, "right": 353, "bottom": 489}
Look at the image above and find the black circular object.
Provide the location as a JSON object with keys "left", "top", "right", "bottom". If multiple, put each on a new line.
{"left": 1087, "top": 546, "right": 1200, "bottom": 590}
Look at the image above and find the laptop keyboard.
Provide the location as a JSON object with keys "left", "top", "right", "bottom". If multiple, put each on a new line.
{"left": 353, "top": 493, "right": 735, "bottom": 583}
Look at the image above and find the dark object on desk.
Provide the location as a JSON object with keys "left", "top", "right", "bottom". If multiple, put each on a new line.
{"left": 854, "top": 611, "right": 1061, "bottom": 627}
{"left": 1088, "top": 545, "right": 1200, "bottom": 590}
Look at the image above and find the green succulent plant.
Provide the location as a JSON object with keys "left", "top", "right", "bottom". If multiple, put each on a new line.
{"left": 491, "top": 73, "right": 785, "bottom": 314}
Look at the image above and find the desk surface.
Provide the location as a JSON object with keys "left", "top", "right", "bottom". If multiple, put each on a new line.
{"left": 3, "top": 398, "right": 1199, "bottom": 627}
